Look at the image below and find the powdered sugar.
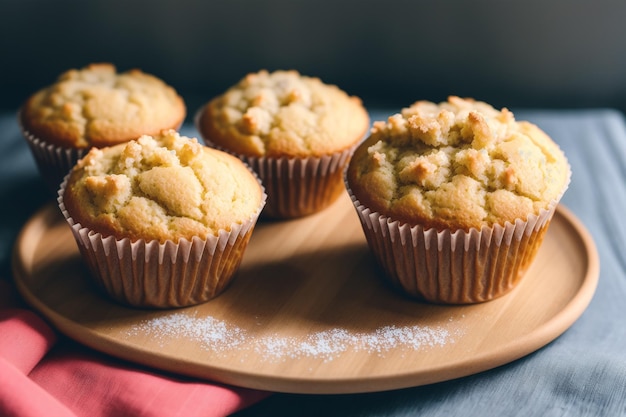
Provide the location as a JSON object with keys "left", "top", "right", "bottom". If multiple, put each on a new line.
{"left": 127, "top": 313, "right": 247, "bottom": 352}
{"left": 255, "top": 325, "right": 456, "bottom": 362}
{"left": 125, "top": 312, "right": 463, "bottom": 363}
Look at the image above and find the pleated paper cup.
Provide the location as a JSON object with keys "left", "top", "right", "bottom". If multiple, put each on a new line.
{"left": 18, "top": 109, "right": 89, "bottom": 194}
{"left": 57, "top": 178, "right": 266, "bottom": 309}
{"left": 234, "top": 149, "right": 355, "bottom": 218}
{"left": 346, "top": 186, "right": 564, "bottom": 304}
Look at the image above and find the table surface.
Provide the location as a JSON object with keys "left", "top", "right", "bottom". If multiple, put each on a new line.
{"left": 1, "top": 108, "right": 625, "bottom": 417}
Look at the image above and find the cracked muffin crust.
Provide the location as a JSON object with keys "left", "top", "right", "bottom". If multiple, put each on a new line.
{"left": 62, "top": 129, "right": 264, "bottom": 243}
{"left": 196, "top": 69, "right": 369, "bottom": 158}
{"left": 20, "top": 63, "right": 186, "bottom": 149}
{"left": 347, "top": 96, "right": 571, "bottom": 231}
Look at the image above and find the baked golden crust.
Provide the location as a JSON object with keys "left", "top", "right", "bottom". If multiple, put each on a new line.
{"left": 62, "top": 130, "right": 263, "bottom": 243}
{"left": 347, "top": 96, "right": 570, "bottom": 231}
{"left": 197, "top": 69, "right": 369, "bottom": 158}
{"left": 21, "top": 63, "right": 186, "bottom": 148}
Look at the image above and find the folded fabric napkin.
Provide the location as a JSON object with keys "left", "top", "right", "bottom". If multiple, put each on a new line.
{"left": 0, "top": 279, "right": 270, "bottom": 417}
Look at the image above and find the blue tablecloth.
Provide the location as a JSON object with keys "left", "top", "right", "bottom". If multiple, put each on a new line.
{"left": 1, "top": 108, "right": 625, "bottom": 417}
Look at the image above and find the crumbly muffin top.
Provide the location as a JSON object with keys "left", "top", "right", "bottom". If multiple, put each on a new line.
{"left": 62, "top": 130, "right": 264, "bottom": 243}
{"left": 347, "top": 96, "right": 570, "bottom": 231}
{"left": 197, "top": 69, "right": 370, "bottom": 157}
{"left": 21, "top": 63, "right": 186, "bottom": 148}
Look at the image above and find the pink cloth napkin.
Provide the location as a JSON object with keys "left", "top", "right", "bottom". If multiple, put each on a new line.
{"left": 0, "top": 280, "right": 270, "bottom": 417}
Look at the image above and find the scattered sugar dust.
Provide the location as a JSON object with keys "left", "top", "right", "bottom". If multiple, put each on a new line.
{"left": 125, "top": 312, "right": 465, "bottom": 363}
{"left": 126, "top": 313, "right": 247, "bottom": 352}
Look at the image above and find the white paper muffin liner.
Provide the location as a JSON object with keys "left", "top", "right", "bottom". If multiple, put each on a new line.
{"left": 57, "top": 175, "right": 267, "bottom": 308}
{"left": 18, "top": 112, "right": 89, "bottom": 193}
{"left": 195, "top": 107, "right": 359, "bottom": 219}
{"left": 346, "top": 176, "right": 569, "bottom": 304}
{"left": 237, "top": 149, "right": 355, "bottom": 218}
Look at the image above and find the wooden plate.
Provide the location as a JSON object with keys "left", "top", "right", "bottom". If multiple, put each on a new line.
{"left": 12, "top": 194, "right": 599, "bottom": 394}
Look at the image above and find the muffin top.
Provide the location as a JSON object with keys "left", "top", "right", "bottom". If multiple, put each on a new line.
{"left": 21, "top": 63, "right": 186, "bottom": 148}
{"left": 197, "top": 69, "right": 370, "bottom": 158}
{"left": 346, "top": 96, "right": 570, "bottom": 231}
{"left": 62, "top": 130, "right": 264, "bottom": 243}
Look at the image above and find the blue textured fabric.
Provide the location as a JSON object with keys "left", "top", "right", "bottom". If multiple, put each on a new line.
{"left": 1, "top": 109, "right": 624, "bottom": 417}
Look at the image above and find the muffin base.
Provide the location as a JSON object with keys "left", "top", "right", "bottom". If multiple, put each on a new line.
{"left": 240, "top": 150, "right": 354, "bottom": 219}
{"left": 58, "top": 178, "right": 266, "bottom": 309}
{"left": 347, "top": 186, "right": 560, "bottom": 304}
{"left": 19, "top": 119, "right": 88, "bottom": 193}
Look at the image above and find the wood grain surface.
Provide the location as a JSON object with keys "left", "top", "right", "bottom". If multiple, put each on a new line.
{"left": 12, "top": 193, "right": 599, "bottom": 394}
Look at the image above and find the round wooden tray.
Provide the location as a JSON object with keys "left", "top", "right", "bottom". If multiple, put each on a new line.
{"left": 12, "top": 194, "right": 599, "bottom": 394}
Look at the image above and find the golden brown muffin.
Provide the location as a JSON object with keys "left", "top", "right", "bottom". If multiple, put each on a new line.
{"left": 346, "top": 96, "right": 571, "bottom": 304}
{"left": 59, "top": 130, "right": 266, "bottom": 308}
{"left": 63, "top": 130, "right": 263, "bottom": 242}
{"left": 19, "top": 63, "right": 186, "bottom": 192}
{"left": 21, "top": 63, "right": 186, "bottom": 148}
{"left": 196, "top": 69, "right": 370, "bottom": 218}
{"left": 347, "top": 96, "right": 570, "bottom": 231}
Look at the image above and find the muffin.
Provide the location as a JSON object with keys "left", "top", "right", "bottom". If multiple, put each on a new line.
{"left": 196, "top": 69, "right": 370, "bottom": 218}
{"left": 346, "top": 96, "right": 571, "bottom": 304}
{"left": 58, "top": 130, "right": 266, "bottom": 308}
{"left": 19, "top": 63, "right": 186, "bottom": 192}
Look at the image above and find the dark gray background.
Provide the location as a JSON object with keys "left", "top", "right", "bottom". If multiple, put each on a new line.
{"left": 2, "top": 0, "right": 626, "bottom": 118}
